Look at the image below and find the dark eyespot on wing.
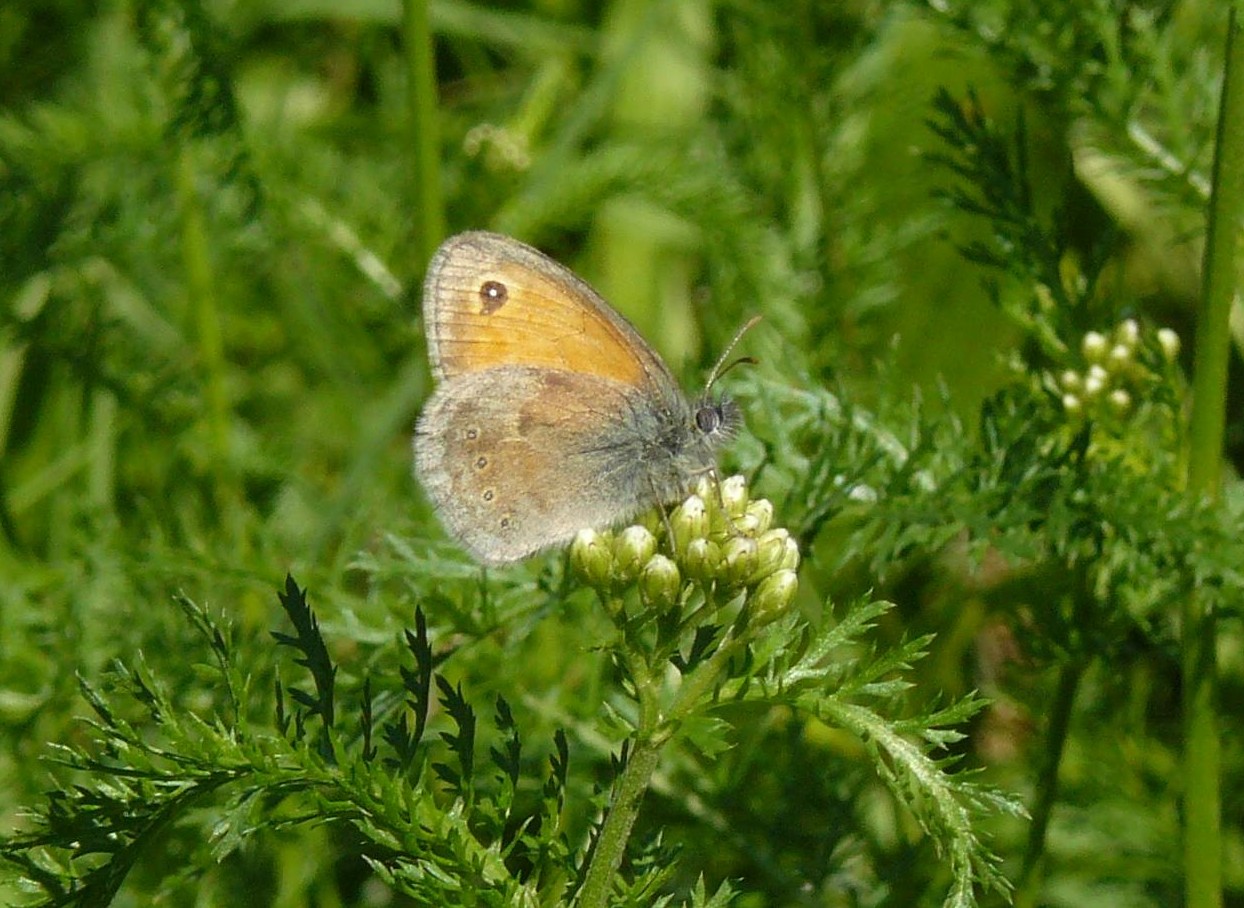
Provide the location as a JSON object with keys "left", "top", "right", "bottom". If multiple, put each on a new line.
{"left": 479, "top": 280, "right": 508, "bottom": 315}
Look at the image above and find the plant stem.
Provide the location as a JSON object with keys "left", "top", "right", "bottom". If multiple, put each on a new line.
{"left": 576, "top": 601, "right": 748, "bottom": 907}
{"left": 576, "top": 733, "right": 664, "bottom": 908}
{"left": 403, "top": 0, "right": 445, "bottom": 268}
{"left": 576, "top": 643, "right": 664, "bottom": 908}
{"left": 1014, "top": 658, "right": 1085, "bottom": 908}
{"left": 175, "top": 144, "right": 236, "bottom": 519}
{"left": 1182, "top": 8, "right": 1244, "bottom": 908}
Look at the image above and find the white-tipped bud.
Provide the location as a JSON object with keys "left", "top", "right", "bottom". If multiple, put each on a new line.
{"left": 733, "top": 512, "right": 763, "bottom": 537}
{"left": 847, "top": 484, "right": 878, "bottom": 503}
{"left": 1158, "top": 328, "right": 1181, "bottom": 362}
{"left": 744, "top": 498, "right": 774, "bottom": 536}
{"left": 1115, "top": 318, "right": 1140, "bottom": 349}
{"left": 571, "top": 529, "right": 614, "bottom": 589}
{"left": 753, "top": 528, "right": 796, "bottom": 581}
{"left": 614, "top": 525, "right": 657, "bottom": 582}
{"left": 752, "top": 569, "right": 799, "bottom": 623}
{"left": 1108, "top": 388, "right": 1132, "bottom": 415}
{"left": 719, "top": 474, "right": 750, "bottom": 518}
{"left": 671, "top": 495, "right": 709, "bottom": 553}
{"left": 1082, "top": 331, "right": 1109, "bottom": 363}
{"left": 722, "top": 536, "right": 760, "bottom": 587}
{"left": 638, "top": 554, "right": 680, "bottom": 610}
{"left": 683, "top": 537, "right": 722, "bottom": 583}
{"left": 1083, "top": 365, "right": 1108, "bottom": 398}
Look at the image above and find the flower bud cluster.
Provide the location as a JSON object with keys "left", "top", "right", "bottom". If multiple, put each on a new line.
{"left": 463, "top": 123, "right": 532, "bottom": 172}
{"left": 1056, "top": 319, "right": 1180, "bottom": 419}
{"left": 569, "top": 474, "right": 800, "bottom": 620}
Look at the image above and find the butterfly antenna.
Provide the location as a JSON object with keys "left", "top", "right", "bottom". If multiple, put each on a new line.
{"left": 706, "top": 315, "right": 762, "bottom": 390}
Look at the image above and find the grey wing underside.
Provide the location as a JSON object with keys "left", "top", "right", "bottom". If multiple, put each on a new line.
{"left": 413, "top": 367, "right": 655, "bottom": 564}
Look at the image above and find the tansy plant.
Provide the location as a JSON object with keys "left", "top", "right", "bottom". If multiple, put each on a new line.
{"left": 1, "top": 475, "right": 1019, "bottom": 908}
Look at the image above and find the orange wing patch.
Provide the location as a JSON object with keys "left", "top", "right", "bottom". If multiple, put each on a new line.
{"left": 423, "top": 233, "right": 664, "bottom": 390}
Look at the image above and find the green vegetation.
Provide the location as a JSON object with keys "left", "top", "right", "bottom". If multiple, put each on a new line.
{"left": 1, "top": 1, "right": 1239, "bottom": 906}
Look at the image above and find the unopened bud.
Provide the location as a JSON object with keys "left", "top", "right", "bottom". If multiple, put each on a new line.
{"left": 752, "top": 569, "right": 799, "bottom": 622}
{"left": 722, "top": 536, "right": 760, "bottom": 588}
{"left": 719, "top": 474, "right": 750, "bottom": 518}
{"left": 1115, "top": 318, "right": 1140, "bottom": 349}
{"left": 1158, "top": 328, "right": 1180, "bottom": 362}
{"left": 571, "top": 529, "right": 614, "bottom": 588}
{"left": 683, "top": 537, "right": 722, "bottom": 583}
{"left": 847, "top": 484, "right": 878, "bottom": 503}
{"left": 733, "top": 512, "right": 763, "bottom": 537}
{"left": 614, "top": 525, "right": 657, "bottom": 582}
{"left": 753, "top": 528, "right": 793, "bottom": 581}
{"left": 743, "top": 498, "right": 774, "bottom": 536}
{"left": 639, "top": 554, "right": 681, "bottom": 610}
{"left": 1083, "top": 365, "right": 1108, "bottom": 398}
{"left": 670, "top": 495, "right": 709, "bottom": 553}
{"left": 1082, "top": 331, "right": 1108, "bottom": 363}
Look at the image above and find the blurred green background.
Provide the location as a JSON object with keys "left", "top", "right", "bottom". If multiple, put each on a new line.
{"left": 1, "top": 0, "right": 1237, "bottom": 905}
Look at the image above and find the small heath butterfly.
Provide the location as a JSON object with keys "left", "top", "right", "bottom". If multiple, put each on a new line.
{"left": 413, "top": 231, "right": 744, "bottom": 564}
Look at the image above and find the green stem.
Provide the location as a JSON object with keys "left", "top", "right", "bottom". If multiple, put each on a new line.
{"left": 403, "top": 0, "right": 445, "bottom": 267}
{"left": 1014, "top": 658, "right": 1086, "bottom": 908}
{"left": 575, "top": 732, "right": 664, "bottom": 908}
{"left": 1183, "top": 8, "right": 1244, "bottom": 908}
{"left": 668, "top": 624, "right": 743, "bottom": 721}
{"left": 576, "top": 596, "right": 750, "bottom": 907}
{"left": 175, "top": 145, "right": 235, "bottom": 516}
{"left": 576, "top": 640, "right": 662, "bottom": 908}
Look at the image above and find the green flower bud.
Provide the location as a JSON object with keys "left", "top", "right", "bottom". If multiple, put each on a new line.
{"left": 1108, "top": 388, "right": 1131, "bottom": 415}
{"left": 1115, "top": 318, "right": 1140, "bottom": 349}
{"left": 777, "top": 533, "right": 801, "bottom": 572}
{"left": 752, "top": 528, "right": 797, "bottom": 581}
{"left": 719, "top": 474, "right": 750, "bottom": 518}
{"left": 1082, "top": 365, "right": 1108, "bottom": 398}
{"left": 1107, "top": 343, "right": 1132, "bottom": 372}
{"left": 636, "top": 508, "right": 664, "bottom": 538}
{"left": 614, "top": 525, "right": 657, "bottom": 582}
{"left": 732, "top": 513, "right": 762, "bottom": 538}
{"left": 639, "top": 554, "right": 681, "bottom": 610}
{"left": 693, "top": 474, "right": 716, "bottom": 503}
{"left": 683, "top": 537, "right": 722, "bottom": 583}
{"left": 571, "top": 528, "right": 614, "bottom": 589}
{"left": 847, "top": 484, "right": 878, "bottom": 503}
{"left": 1062, "top": 393, "right": 1082, "bottom": 415}
{"left": 671, "top": 495, "right": 710, "bottom": 553}
{"left": 1033, "top": 283, "right": 1055, "bottom": 311}
{"left": 751, "top": 569, "right": 799, "bottom": 623}
{"left": 744, "top": 498, "right": 774, "bottom": 536}
{"left": 1059, "top": 369, "right": 1082, "bottom": 392}
{"left": 1158, "top": 327, "right": 1180, "bottom": 362}
{"left": 1081, "top": 331, "right": 1108, "bottom": 363}
{"left": 751, "top": 529, "right": 784, "bottom": 580}
{"left": 722, "top": 536, "right": 760, "bottom": 588}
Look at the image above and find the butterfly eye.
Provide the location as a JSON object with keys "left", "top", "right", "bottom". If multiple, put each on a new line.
{"left": 695, "top": 405, "right": 723, "bottom": 434}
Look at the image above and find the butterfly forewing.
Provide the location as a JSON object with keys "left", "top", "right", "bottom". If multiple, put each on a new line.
{"left": 422, "top": 232, "right": 673, "bottom": 391}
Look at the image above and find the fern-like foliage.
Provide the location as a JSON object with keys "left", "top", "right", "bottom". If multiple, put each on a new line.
{"left": 1, "top": 566, "right": 1018, "bottom": 907}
